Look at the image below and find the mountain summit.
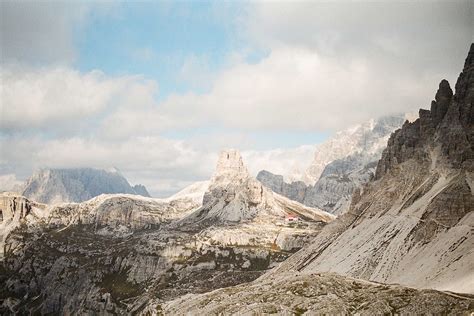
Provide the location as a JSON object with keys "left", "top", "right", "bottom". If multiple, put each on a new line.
{"left": 160, "top": 43, "right": 474, "bottom": 315}
{"left": 182, "top": 149, "right": 334, "bottom": 225}
{"left": 258, "top": 115, "right": 406, "bottom": 214}
{"left": 22, "top": 168, "right": 151, "bottom": 204}
{"left": 269, "top": 43, "right": 474, "bottom": 294}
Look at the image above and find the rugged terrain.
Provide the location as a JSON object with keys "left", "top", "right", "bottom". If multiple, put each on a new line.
{"left": 155, "top": 43, "right": 474, "bottom": 315}
{"left": 258, "top": 115, "right": 406, "bottom": 214}
{"left": 269, "top": 44, "right": 474, "bottom": 293}
{"left": 0, "top": 150, "right": 333, "bottom": 314}
{"left": 22, "top": 167, "right": 151, "bottom": 204}
{"left": 162, "top": 272, "right": 474, "bottom": 315}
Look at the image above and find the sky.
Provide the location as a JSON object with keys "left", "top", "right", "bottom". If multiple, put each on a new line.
{"left": 1, "top": 0, "right": 473, "bottom": 197}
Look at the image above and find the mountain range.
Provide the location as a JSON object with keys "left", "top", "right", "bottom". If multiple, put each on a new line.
{"left": 158, "top": 42, "right": 474, "bottom": 314}
{"left": 21, "top": 167, "right": 151, "bottom": 204}
{"left": 0, "top": 149, "right": 334, "bottom": 314}
{"left": 0, "top": 43, "right": 473, "bottom": 315}
{"left": 258, "top": 115, "right": 406, "bottom": 214}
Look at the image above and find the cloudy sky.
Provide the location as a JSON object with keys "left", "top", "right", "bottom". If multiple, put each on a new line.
{"left": 1, "top": 1, "right": 473, "bottom": 196}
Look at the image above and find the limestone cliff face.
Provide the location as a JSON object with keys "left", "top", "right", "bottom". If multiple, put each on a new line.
{"left": 0, "top": 194, "right": 32, "bottom": 223}
{"left": 271, "top": 44, "right": 474, "bottom": 294}
{"left": 22, "top": 168, "right": 151, "bottom": 204}
{"left": 0, "top": 193, "right": 47, "bottom": 258}
{"left": 303, "top": 155, "right": 377, "bottom": 215}
{"left": 185, "top": 149, "right": 334, "bottom": 225}
{"left": 257, "top": 170, "right": 308, "bottom": 204}
{"left": 304, "top": 115, "right": 406, "bottom": 184}
{"left": 376, "top": 44, "right": 473, "bottom": 178}
{"left": 1, "top": 150, "right": 334, "bottom": 315}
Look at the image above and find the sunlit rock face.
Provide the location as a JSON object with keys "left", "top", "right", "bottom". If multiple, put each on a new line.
{"left": 0, "top": 193, "right": 47, "bottom": 258}
{"left": 22, "top": 168, "right": 150, "bottom": 204}
{"left": 0, "top": 149, "right": 334, "bottom": 314}
{"left": 185, "top": 149, "right": 334, "bottom": 225}
{"left": 193, "top": 149, "right": 267, "bottom": 223}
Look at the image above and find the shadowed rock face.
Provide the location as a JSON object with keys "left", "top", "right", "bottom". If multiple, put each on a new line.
{"left": 156, "top": 43, "right": 474, "bottom": 315}
{"left": 257, "top": 115, "right": 405, "bottom": 215}
{"left": 256, "top": 170, "right": 308, "bottom": 204}
{"left": 269, "top": 44, "right": 474, "bottom": 295}
{"left": 377, "top": 43, "right": 473, "bottom": 179}
{"left": 22, "top": 168, "right": 151, "bottom": 204}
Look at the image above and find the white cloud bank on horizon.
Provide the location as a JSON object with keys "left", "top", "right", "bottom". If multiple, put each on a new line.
{"left": 1, "top": 1, "right": 472, "bottom": 196}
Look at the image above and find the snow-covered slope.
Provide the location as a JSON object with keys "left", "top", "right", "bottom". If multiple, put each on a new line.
{"left": 22, "top": 168, "right": 151, "bottom": 204}
{"left": 269, "top": 45, "right": 474, "bottom": 294}
{"left": 165, "top": 181, "right": 209, "bottom": 204}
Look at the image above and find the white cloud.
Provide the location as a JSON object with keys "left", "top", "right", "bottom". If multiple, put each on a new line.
{"left": 0, "top": 65, "right": 158, "bottom": 132}
{"left": 0, "top": 1, "right": 117, "bottom": 65}
{"left": 0, "top": 174, "right": 23, "bottom": 192}
{"left": 242, "top": 145, "right": 315, "bottom": 181}
{"left": 158, "top": 47, "right": 434, "bottom": 131}
{"left": 241, "top": 1, "right": 473, "bottom": 69}
{"left": 0, "top": 134, "right": 217, "bottom": 197}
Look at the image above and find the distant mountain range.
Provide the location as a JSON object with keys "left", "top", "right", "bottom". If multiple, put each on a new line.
{"left": 21, "top": 167, "right": 150, "bottom": 204}
{"left": 0, "top": 148, "right": 334, "bottom": 314}
{"left": 161, "top": 43, "right": 474, "bottom": 315}
{"left": 1, "top": 43, "right": 473, "bottom": 315}
{"left": 258, "top": 114, "right": 407, "bottom": 214}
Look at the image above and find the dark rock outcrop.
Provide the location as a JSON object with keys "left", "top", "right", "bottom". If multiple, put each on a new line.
{"left": 256, "top": 170, "right": 308, "bottom": 204}
{"left": 376, "top": 44, "right": 473, "bottom": 179}
{"left": 270, "top": 43, "right": 474, "bottom": 295}
{"left": 132, "top": 184, "right": 151, "bottom": 198}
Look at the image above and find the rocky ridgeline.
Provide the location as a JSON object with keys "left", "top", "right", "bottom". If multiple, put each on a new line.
{"left": 258, "top": 115, "right": 406, "bottom": 215}
{"left": 160, "top": 44, "right": 474, "bottom": 315}
{"left": 0, "top": 149, "right": 334, "bottom": 314}
{"left": 270, "top": 43, "right": 474, "bottom": 294}
{"left": 162, "top": 272, "right": 474, "bottom": 315}
{"left": 22, "top": 168, "right": 151, "bottom": 204}
{"left": 377, "top": 45, "right": 473, "bottom": 178}
{"left": 183, "top": 149, "right": 334, "bottom": 225}
{"left": 0, "top": 194, "right": 48, "bottom": 259}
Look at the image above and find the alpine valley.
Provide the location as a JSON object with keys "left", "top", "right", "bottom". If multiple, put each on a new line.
{"left": 1, "top": 44, "right": 473, "bottom": 315}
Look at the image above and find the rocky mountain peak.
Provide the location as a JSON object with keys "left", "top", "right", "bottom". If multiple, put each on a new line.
{"left": 212, "top": 149, "right": 249, "bottom": 184}
{"left": 430, "top": 79, "right": 453, "bottom": 125}
{"left": 375, "top": 44, "right": 474, "bottom": 179}
{"left": 22, "top": 167, "right": 151, "bottom": 204}
{"left": 454, "top": 43, "right": 474, "bottom": 101}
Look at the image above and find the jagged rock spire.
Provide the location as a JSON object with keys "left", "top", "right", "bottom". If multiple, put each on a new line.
{"left": 454, "top": 42, "right": 474, "bottom": 104}
{"left": 430, "top": 79, "right": 453, "bottom": 125}
{"left": 212, "top": 149, "right": 249, "bottom": 184}
{"left": 375, "top": 43, "right": 474, "bottom": 179}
